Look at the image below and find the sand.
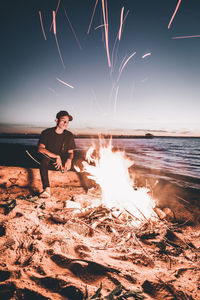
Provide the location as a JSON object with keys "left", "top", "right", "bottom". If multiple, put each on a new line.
{"left": 0, "top": 166, "right": 200, "bottom": 299}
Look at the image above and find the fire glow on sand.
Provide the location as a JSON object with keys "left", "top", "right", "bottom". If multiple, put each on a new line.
{"left": 75, "top": 140, "right": 155, "bottom": 223}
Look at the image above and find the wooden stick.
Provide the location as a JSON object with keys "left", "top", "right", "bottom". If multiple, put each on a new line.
{"left": 77, "top": 218, "right": 107, "bottom": 235}
{"left": 124, "top": 208, "right": 140, "bottom": 223}
{"left": 175, "top": 195, "right": 190, "bottom": 204}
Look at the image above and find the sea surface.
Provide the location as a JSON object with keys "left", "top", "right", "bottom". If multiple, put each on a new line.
{"left": 1, "top": 137, "right": 200, "bottom": 190}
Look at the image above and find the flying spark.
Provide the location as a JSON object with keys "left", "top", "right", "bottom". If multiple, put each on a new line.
{"left": 56, "top": 77, "right": 74, "bottom": 89}
{"left": 111, "top": 9, "right": 129, "bottom": 74}
{"left": 53, "top": 10, "right": 56, "bottom": 35}
{"left": 38, "top": 11, "right": 47, "bottom": 40}
{"left": 168, "top": 0, "right": 182, "bottom": 29}
{"left": 87, "top": 0, "right": 99, "bottom": 34}
{"left": 117, "top": 51, "right": 136, "bottom": 82}
{"left": 172, "top": 35, "right": 200, "bottom": 39}
{"left": 63, "top": 6, "right": 82, "bottom": 50}
{"left": 142, "top": 52, "right": 151, "bottom": 59}
{"left": 120, "top": 51, "right": 136, "bottom": 73}
{"left": 118, "top": 6, "right": 124, "bottom": 41}
{"left": 102, "top": 0, "right": 111, "bottom": 67}
{"left": 50, "top": 0, "right": 61, "bottom": 31}
{"left": 95, "top": 24, "right": 107, "bottom": 30}
{"left": 54, "top": 35, "right": 65, "bottom": 69}
{"left": 119, "top": 55, "right": 127, "bottom": 73}
{"left": 52, "top": 11, "right": 65, "bottom": 69}
{"left": 114, "top": 86, "right": 119, "bottom": 114}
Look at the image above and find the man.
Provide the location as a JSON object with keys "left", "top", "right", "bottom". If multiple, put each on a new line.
{"left": 38, "top": 110, "right": 75, "bottom": 198}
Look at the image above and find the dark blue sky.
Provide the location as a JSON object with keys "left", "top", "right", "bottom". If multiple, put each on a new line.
{"left": 1, "top": 0, "right": 200, "bottom": 135}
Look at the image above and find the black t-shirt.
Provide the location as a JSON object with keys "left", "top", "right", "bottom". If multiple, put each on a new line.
{"left": 39, "top": 127, "right": 75, "bottom": 156}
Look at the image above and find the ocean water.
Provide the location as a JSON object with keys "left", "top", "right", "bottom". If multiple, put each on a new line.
{"left": 1, "top": 137, "right": 200, "bottom": 189}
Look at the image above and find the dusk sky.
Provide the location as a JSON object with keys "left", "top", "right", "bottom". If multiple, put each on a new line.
{"left": 1, "top": 0, "right": 200, "bottom": 136}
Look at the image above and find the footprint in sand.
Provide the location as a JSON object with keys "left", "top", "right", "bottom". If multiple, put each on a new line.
{"left": 74, "top": 244, "right": 91, "bottom": 258}
{"left": 48, "top": 251, "right": 119, "bottom": 284}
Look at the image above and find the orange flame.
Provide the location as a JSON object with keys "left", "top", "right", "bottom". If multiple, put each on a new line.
{"left": 77, "top": 141, "right": 155, "bottom": 223}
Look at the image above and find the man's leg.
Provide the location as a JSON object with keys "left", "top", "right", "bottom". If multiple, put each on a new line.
{"left": 39, "top": 156, "right": 51, "bottom": 196}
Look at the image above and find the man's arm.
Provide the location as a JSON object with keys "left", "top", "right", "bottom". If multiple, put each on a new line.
{"left": 38, "top": 143, "right": 62, "bottom": 170}
{"left": 64, "top": 149, "right": 74, "bottom": 171}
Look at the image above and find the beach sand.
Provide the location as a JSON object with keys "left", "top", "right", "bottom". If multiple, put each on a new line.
{"left": 0, "top": 165, "right": 200, "bottom": 299}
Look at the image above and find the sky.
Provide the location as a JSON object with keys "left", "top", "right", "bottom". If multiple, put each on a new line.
{"left": 1, "top": 0, "right": 200, "bottom": 136}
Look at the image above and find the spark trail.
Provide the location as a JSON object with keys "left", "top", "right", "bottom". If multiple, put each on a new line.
{"left": 38, "top": 11, "right": 47, "bottom": 40}
{"left": 102, "top": 0, "right": 111, "bottom": 67}
{"left": 114, "top": 86, "right": 119, "bottom": 114}
{"left": 53, "top": 11, "right": 65, "bottom": 69}
{"left": 111, "top": 9, "right": 129, "bottom": 74}
{"left": 56, "top": 77, "right": 74, "bottom": 89}
{"left": 168, "top": 0, "right": 182, "bottom": 29}
{"left": 142, "top": 52, "right": 151, "bottom": 59}
{"left": 95, "top": 24, "right": 107, "bottom": 30}
{"left": 63, "top": 6, "right": 82, "bottom": 50}
{"left": 117, "top": 51, "right": 136, "bottom": 82}
{"left": 87, "top": 0, "right": 99, "bottom": 34}
{"left": 172, "top": 35, "right": 200, "bottom": 39}
{"left": 50, "top": 0, "right": 61, "bottom": 31}
{"left": 118, "top": 7, "right": 124, "bottom": 41}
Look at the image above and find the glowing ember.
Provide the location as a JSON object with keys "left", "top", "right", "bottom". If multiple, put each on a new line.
{"left": 118, "top": 6, "right": 124, "bottom": 41}
{"left": 50, "top": 0, "right": 61, "bottom": 32}
{"left": 56, "top": 77, "right": 74, "bottom": 89}
{"left": 142, "top": 52, "right": 151, "bottom": 59}
{"left": 76, "top": 141, "right": 155, "bottom": 223}
{"left": 111, "top": 10, "right": 129, "bottom": 73}
{"left": 117, "top": 51, "right": 136, "bottom": 81}
{"left": 114, "top": 86, "right": 119, "bottom": 113}
{"left": 101, "top": 0, "right": 111, "bottom": 67}
{"left": 172, "top": 35, "right": 200, "bottom": 39}
{"left": 53, "top": 10, "right": 56, "bottom": 35}
{"left": 168, "top": 0, "right": 182, "bottom": 29}
{"left": 63, "top": 6, "right": 82, "bottom": 50}
{"left": 95, "top": 24, "right": 107, "bottom": 30}
{"left": 119, "top": 55, "right": 127, "bottom": 73}
{"left": 52, "top": 11, "right": 65, "bottom": 69}
{"left": 87, "top": 0, "right": 99, "bottom": 34}
{"left": 38, "top": 11, "right": 47, "bottom": 40}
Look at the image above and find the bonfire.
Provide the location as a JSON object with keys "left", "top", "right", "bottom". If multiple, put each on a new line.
{"left": 75, "top": 140, "right": 155, "bottom": 223}
{"left": 0, "top": 141, "right": 199, "bottom": 299}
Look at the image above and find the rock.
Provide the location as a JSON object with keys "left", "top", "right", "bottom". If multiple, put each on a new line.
{"left": 66, "top": 200, "right": 81, "bottom": 210}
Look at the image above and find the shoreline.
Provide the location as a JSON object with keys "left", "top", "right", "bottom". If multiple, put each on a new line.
{"left": 0, "top": 142, "right": 199, "bottom": 189}
{"left": 1, "top": 133, "right": 200, "bottom": 139}
{"left": 0, "top": 143, "right": 199, "bottom": 205}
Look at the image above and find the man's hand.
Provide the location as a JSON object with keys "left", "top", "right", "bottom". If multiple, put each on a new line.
{"left": 53, "top": 155, "right": 63, "bottom": 170}
{"left": 64, "top": 159, "right": 72, "bottom": 171}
